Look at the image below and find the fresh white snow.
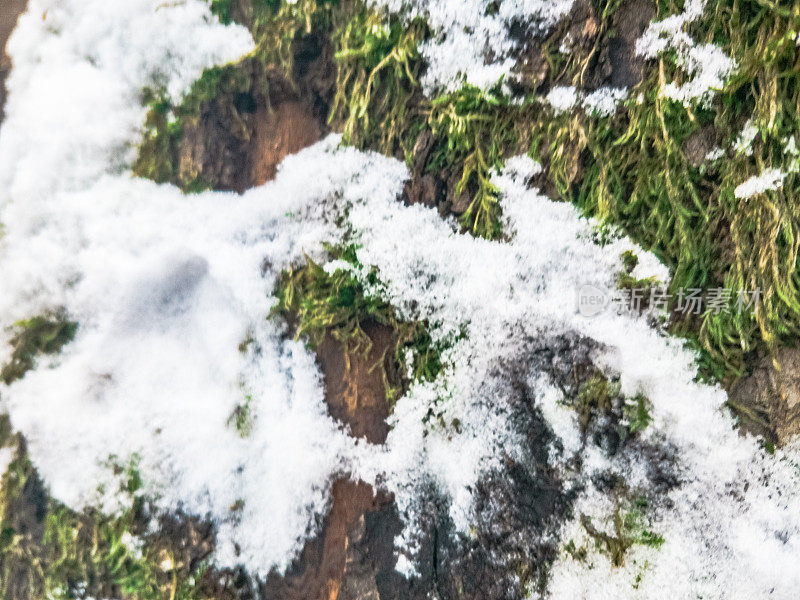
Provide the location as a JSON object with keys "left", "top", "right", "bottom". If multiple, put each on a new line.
{"left": 372, "top": 0, "right": 574, "bottom": 92}
{"left": 635, "top": 0, "right": 734, "bottom": 105}
{"left": 546, "top": 85, "right": 629, "bottom": 116}
{"left": 734, "top": 167, "right": 788, "bottom": 199}
{"left": 0, "top": 0, "right": 798, "bottom": 597}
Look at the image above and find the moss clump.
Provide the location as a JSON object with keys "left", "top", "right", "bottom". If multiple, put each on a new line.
{"left": 535, "top": 0, "right": 800, "bottom": 382}
{"left": 330, "top": 7, "right": 427, "bottom": 157}
{"left": 329, "top": 8, "right": 533, "bottom": 239}
{"left": 0, "top": 440, "right": 218, "bottom": 600}
{"left": 272, "top": 244, "right": 447, "bottom": 401}
{"left": 133, "top": 64, "right": 255, "bottom": 189}
{"left": 134, "top": 0, "right": 333, "bottom": 191}
{"left": 568, "top": 374, "right": 653, "bottom": 436}
{"left": 617, "top": 250, "right": 661, "bottom": 305}
{"left": 578, "top": 499, "right": 664, "bottom": 567}
{"left": 0, "top": 316, "right": 78, "bottom": 385}
{"left": 425, "top": 85, "right": 530, "bottom": 238}
{"left": 228, "top": 393, "right": 254, "bottom": 438}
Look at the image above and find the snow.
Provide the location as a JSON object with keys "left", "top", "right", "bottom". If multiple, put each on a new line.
{"left": 734, "top": 168, "right": 787, "bottom": 199}
{"left": 734, "top": 118, "right": 759, "bottom": 155}
{"left": 0, "top": 0, "right": 798, "bottom": 596}
{"left": 546, "top": 85, "right": 628, "bottom": 116}
{"left": 636, "top": 0, "right": 734, "bottom": 105}
{"left": 372, "top": 0, "right": 574, "bottom": 93}
{"left": 583, "top": 87, "right": 628, "bottom": 117}
{"left": 342, "top": 151, "right": 800, "bottom": 598}
{"left": 546, "top": 86, "right": 580, "bottom": 113}
{"left": 705, "top": 146, "right": 725, "bottom": 161}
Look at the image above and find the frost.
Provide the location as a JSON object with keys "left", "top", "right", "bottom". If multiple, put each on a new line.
{"left": 500, "top": 154, "right": 542, "bottom": 180}
{"left": 662, "top": 43, "right": 734, "bottom": 103}
{"left": 636, "top": 0, "right": 734, "bottom": 104}
{"left": 786, "top": 136, "right": 799, "bottom": 156}
{"left": 786, "top": 136, "right": 800, "bottom": 172}
{"left": 734, "top": 168, "right": 787, "bottom": 199}
{"left": 705, "top": 146, "right": 725, "bottom": 161}
{"left": 120, "top": 531, "right": 144, "bottom": 561}
{"left": 372, "top": 0, "right": 574, "bottom": 93}
{"left": 322, "top": 259, "right": 354, "bottom": 275}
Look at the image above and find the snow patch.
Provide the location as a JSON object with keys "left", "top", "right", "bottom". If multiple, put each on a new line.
{"left": 636, "top": 0, "right": 734, "bottom": 105}
{"left": 734, "top": 118, "right": 759, "bottom": 155}
{"left": 372, "top": 0, "right": 574, "bottom": 92}
{"left": 546, "top": 86, "right": 580, "bottom": 113}
{"left": 0, "top": 447, "right": 14, "bottom": 489}
{"left": 546, "top": 85, "right": 628, "bottom": 116}
{"left": 583, "top": 87, "right": 628, "bottom": 117}
{"left": 734, "top": 168, "right": 787, "bottom": 199}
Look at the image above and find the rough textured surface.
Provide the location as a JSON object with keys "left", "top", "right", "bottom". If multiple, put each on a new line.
{"left": 177, "top": 68, "right": 327, "bottom": 191}
{"left": 251, "top": 101, "right": 323, "bottom": 185}
{"left": 0, "top": 0, "right": 27, "bottom": 122}
{"left": 605, "top": 0, "right": 655, "bottom": 88}
{"left": 264, "top": 480, "right": 396, "bottom": 600}
{"left": 729, "top": 349, "right": 800, "bottom": 446}
{"left": 176, "top": 32, "right": 333, "bottom": 191}
{"left": 3, "top": 0, "right": 800, "bottom": 597}
{"left": 318, "top": 322, "right": 395, "bottom": 445}
{"left": 260, "top": 322, "right": 399, "bottom": 600}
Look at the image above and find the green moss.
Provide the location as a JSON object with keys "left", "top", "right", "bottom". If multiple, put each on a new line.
{"left": 624, "top": 394, "right": 653, "bottom": 434}
{"left": 426, "top": 85, "right": 529, "bottom": 238}
{"left": 229, "top": 394, "right": 254, "bottom": 437}
{"left": 272, "top": 243, "right": 448, "bottom": 402}
{"left": 329, "top": 5, "right": 535, "bottom": 239}
{"left": 523, "top": 0, "right": 800, "bottom": 383}
{"left": 579, "top": 499, "right": 664, "bottom": 568}
{"left": 567, "top": 374, "right": 653, "bottom": 436}
{"left": 134, "top": 0, "right": 333, "bottom": 191}
{"left": 0, "top": 316, "right": 78, "bottom": 385}
{"left": 0, "top": 443, "right": 215, "bottom": 600}
{"left": 209, "top": 0, "right": 237, "bottom": 24}
{"left": 330, "top": 7, "right": 426, "bottom": 156}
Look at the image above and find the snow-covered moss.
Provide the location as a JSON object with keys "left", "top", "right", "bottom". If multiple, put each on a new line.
{"left": 372, "top": 0, "right": 574, "bottom": 93}
{"left": 2, "top": 0, "right": 800, "bottom": 598}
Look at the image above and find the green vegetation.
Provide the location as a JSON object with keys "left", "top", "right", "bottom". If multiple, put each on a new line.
{"left": 540, "top": 0, "right": 800, "bottom": 383}
{"left": 0, "top": 316, "right": 78, "bottom": 385}
{"left": 578, "top": 499, "right": 664, "bottom": 567}
{"left": 0, "top": 436, "right": 216, "bottom": 600}
{"left": 134, "top": 0, "right": 334, "bottom": 189}
{"left": 272, "top": 244, "right": 447, "bottom": 402}
{"left": 133, "top": 0, "right": 800, "bottom": 382}
{"left": 229, "top": 393, "right": 255, "bottom": 438}
{"left": 424, "top": 85, "right": 526, "bottom": 239}
{"left": 330, "top": 14, "right": 526, "bottom": 238}
{"left": 330, "top": 8, "right": 426, "bottom": 157}
{"left": 568, "top": 374, "right": 653, "bottom": 437}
